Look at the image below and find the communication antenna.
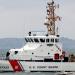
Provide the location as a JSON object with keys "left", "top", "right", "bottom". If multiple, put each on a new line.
{"left": 44, "top": 0, "right": 61, "bottom": 35}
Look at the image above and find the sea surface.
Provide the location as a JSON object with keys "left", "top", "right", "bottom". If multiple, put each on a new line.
{"left": 0, "top": 72, "right": 56, "bottom": 75}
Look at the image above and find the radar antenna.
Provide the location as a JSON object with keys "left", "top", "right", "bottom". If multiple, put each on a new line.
{"left": 44, "top": 0, "right": 61, "bottom": 35}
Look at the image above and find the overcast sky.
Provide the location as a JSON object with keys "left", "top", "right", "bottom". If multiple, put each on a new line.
{"left": 0, "top": 0, "right": 75, "bottom": 40}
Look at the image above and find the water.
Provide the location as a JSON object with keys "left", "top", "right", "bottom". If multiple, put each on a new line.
{"left": 0, "top": 72, "right": 55, "bottom": 75}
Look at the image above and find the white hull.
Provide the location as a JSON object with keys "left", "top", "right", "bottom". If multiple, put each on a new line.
{"left": 0, "top": 60, "right": 75, "bottom": 72}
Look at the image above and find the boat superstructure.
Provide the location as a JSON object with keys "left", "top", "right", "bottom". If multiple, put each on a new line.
{"left": 7, "top": 0, "right": 62, "bottom": 62}
{"left": 0, "top": 0, "right": 75, "bottom": 72}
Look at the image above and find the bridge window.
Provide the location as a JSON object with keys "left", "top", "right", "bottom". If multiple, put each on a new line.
{"left": 25, "top": 38, "right": 28, "bottom": 42}
{"left": 55, "top": 39, "right": 59, "bottom": 42}
{"left": 28, "top": 38, "right": 32, "bottom": 42}
{"left": 40, "top": 38, "right": 45, "bottom": 42}
{"left": 25, "top": 38, "right": 34, "bottom": 42}
{"left": 25, "top": 38, "right": 31, "bottom": 42}
{"left": 30, "top": 38, "right": 34, "bottom": 42}
{"left": 34, "top": 38, "right": 39, "bottom": 42}
{"left": 51, "top": 38, "right": 54, "bottom": 42}
{"left": 46, "top": 39, "right": 49, "bottom": 42}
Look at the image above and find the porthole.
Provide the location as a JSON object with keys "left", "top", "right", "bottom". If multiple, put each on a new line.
{"left": 48, "top": 53, "right": 50, "bottom": 55}
{"left": 32, "top": 53, "right": 34, "bottom": 54}
{"left": 14, "top": 51, "right": 18, "bottom": 54}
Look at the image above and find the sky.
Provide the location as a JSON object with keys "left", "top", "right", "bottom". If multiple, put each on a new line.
{"left": 0, "top": 0, "right": 75, "bottom": 40}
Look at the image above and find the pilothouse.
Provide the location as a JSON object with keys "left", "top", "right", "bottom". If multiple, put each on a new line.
{"left": 6, "top": 0, "right": 62, "bottom": 62}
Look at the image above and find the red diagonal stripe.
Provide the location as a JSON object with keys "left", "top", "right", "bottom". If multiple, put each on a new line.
{"left": 9, "top": 60, "right": 22, "bottom": 72}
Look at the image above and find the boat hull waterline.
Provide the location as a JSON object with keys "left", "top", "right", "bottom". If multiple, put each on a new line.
{"left": 0, "top": 60, "right": 75, "bottom": 72}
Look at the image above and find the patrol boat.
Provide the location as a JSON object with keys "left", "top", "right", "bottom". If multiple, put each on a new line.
{"left": 0, "top": 0, "right": 75, "bottom": 72}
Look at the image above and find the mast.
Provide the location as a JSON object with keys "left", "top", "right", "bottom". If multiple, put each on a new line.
{"left": 44, "top": 0, "right": 61, "bottom": 35}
